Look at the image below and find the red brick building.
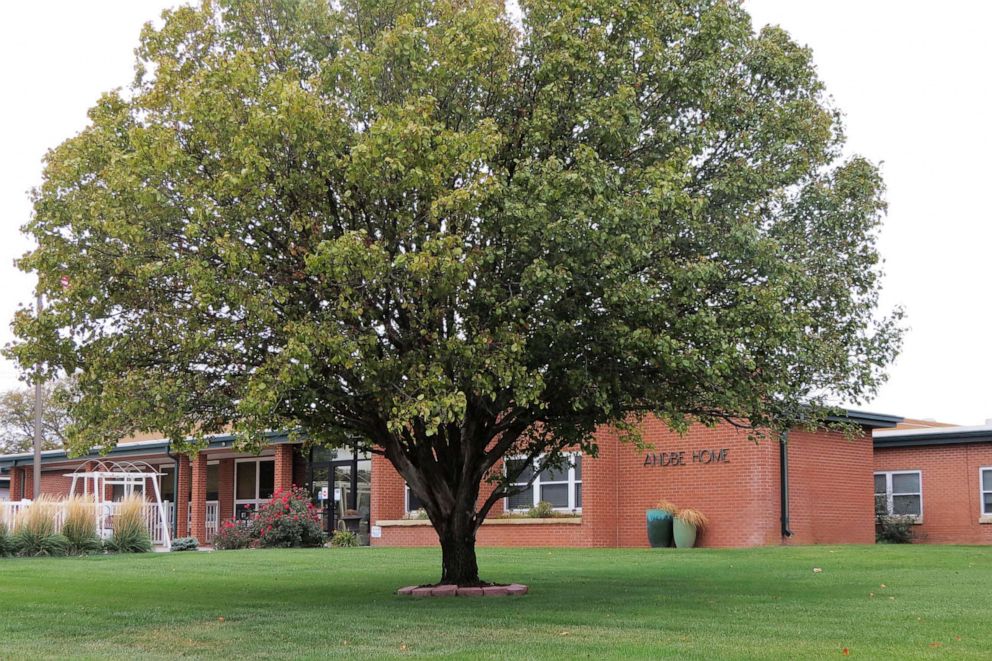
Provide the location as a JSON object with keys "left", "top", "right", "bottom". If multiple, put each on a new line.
{"left": 371, "top": 410, "right": 899, "bottom": 548}
{"left": 5, "top": 410, "right": 990, "bottom": 549}
{"left": 873, "top": 425, "right": 992, "bottom": 544}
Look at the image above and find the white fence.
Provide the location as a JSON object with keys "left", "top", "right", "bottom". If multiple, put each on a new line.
{"left": 0, "top": 500, "right": 29, "bottom": 525}
{"left": 1, "top": 499, "right": 220, "bottom": 546}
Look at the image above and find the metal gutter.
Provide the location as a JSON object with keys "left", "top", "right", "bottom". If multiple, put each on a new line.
{"left": 165, "top": 441, "right": 181, "bottom": 539}
{"left": 779, "top": 430, "right": 793, "bottom": 538}
{"left": 874, "top": 428, "right": 992, "bottom": 448}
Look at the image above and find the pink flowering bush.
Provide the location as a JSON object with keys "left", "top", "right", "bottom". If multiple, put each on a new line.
{"left": 213, "top": 519, "right": 253, "bottom": 550}
{"left": 251, "top": 486, "right": 325, "bottom": 548}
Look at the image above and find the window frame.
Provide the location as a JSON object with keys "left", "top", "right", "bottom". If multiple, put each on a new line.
{"left": 503, "top": 454, "right": 582, "bottom": 514}
{"left": 157, "top": 463, "right": 177, "bottom": 503}
{"left": 980, "top": 467, "right": 992, "bottom": 517}
{"left": 234, "top": 457, "right": 276, "bottom": 507}
{"left": 873, "top": 470, "right": 923, "bottom": 522}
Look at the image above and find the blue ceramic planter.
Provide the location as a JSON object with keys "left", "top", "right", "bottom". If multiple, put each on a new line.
{"left": 646, "top": 509, "right": 674, "bottom": 548}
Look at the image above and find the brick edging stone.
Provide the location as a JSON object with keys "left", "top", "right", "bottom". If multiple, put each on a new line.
{"left": 396, "top": 584, "right": 528, "bottom": 597}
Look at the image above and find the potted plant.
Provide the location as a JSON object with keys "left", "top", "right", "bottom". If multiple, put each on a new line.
{"left": 646, "top": 500, "right": 678, "bottom": 548}
{"left": 673, "top": 507, "right": 709, "bottom": 548}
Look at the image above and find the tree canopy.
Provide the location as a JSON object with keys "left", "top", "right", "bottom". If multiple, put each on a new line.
{"left": 10, "top": 0, "right": 901, "bottom": 583}
{"left": 0, "top": 378, "right": 75, "bottom": 454}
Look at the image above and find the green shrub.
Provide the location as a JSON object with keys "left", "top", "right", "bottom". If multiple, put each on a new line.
{"left": 214, "top": 519, "right": 253, "bottom": 550}
{"left": 106, "top": 495, "right": 152, "bottom": 553}
{"left": 876, "top": 516, "right": 914, "bottom": 544}
{"left": 63, "top": 495, "right": 102, "bottom": 555}
{"left": 330, "top": 530, "right": 359, "bottom": 547}
{"left": 252, "top": 487, "right": 325, "bottom": 548}
{"left": 13, "top": 531, "right": 70, "bottom": 557}
{"left": 11, "top": 496, "right": 69, "bottom": 557}
{"left": 171, "top": 537, "right": 199, "bottom": 552}
{"left": 526, "top": 501, "right": 557, "bottom": 519}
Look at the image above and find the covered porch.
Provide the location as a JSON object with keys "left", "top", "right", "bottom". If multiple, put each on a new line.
{"left": 0, "top": 435, "right": 372, "bottom": 547}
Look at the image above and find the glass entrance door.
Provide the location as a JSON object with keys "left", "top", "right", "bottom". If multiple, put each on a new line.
{"left": 307, "top": 447, "right": 371, "bottom": 543}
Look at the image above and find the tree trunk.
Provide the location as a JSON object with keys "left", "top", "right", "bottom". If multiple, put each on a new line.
{"left": 439, "top": 524, "right": 481, "bottom": 586}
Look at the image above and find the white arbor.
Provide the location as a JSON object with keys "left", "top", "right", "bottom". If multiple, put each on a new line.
{"left": 66, "top": 461, "right": 171, "bottom": 548}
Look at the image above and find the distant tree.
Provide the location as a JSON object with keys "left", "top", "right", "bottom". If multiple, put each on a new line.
{"left": 0, "top": 378, "right": 76, "bottom": 454}
{"left": 9, "top": 0, "right": 902, "bottom": 585}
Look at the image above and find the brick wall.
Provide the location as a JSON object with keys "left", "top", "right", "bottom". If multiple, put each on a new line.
{"left": 190, "top": 454, "right": 208, "bottom": 542}
{"left": 274, "top": 444, "right": 294, "bottom": 492}
{"left": 786, "top": 429, "right": 875, "bottom": 545}
{"left": 616, "top": 420, "right": 782, "bottom": 548}
{"left": 176, "top": 455, "right": 191, "bottom": 537}
{"left": 874, "top": 443, "right": 992, "bottom": 544}
{"left": 218, "top": 458, "right": 235, "bottom": 523}
{"left": 9, "top": 467, "right": 23, "bottom": 500}
{"left": 25, "top": 469, "right": 80, "bottom": 499}
{"left": 371, "top": 417, "right": 876, "bottom": 549}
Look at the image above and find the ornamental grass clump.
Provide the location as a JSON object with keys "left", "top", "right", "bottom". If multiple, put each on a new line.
{"left": 252, "top": 486, "right": 324, "bottom": 548}
{"left": 106, "top": 495, "right": 152, "bottom": 553}
{"left": 655, "top": 500, "right": 678, "bottom": 515}
{"left": 12, "top": 495, "right": 69, "bottom": 557}
{"left": 0, "top": 516, "right": 11, "bottom": 558}
{"left": 675, "top": 507, "right": 709, "bottom": 529}
{"left": 62, "top": 495, "right": 102, "bottom": 555}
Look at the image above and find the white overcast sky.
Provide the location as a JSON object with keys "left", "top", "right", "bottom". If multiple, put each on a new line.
{"left": 0, "top": 1, "right": 989, "bottom": 424}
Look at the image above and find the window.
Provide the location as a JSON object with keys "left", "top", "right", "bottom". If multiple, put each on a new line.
{"left": 183, "top": 462, "right": 220, "bottom": 502}
{"left": 111, "top": 482, "right": 144, "bottom": 501}
{"left": 981, "top": 468, "right": 992, "bottom": 516}
{"left": 505, "top": 455, "right": 582, "bottom": 512}
{"left": 405, "top": 485, "right": 425, "bottom": 513}
{"left": 235, "top": 458, "right": 276, "bottom": 518}
{"left": 159, "top": 465, "right": 175, "bottom": 502}
{"left": 874, "top": 470, "right": 922, "bottom": 519}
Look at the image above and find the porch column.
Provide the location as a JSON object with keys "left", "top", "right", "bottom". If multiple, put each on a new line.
{"left": 274, "top": 444, "right": 294, "bottom": 493}
{"left": 22, "top": 469, "right": 34, "bottom": 500}
{"left": 218, "top": 458, "right": 235, "bottom": 523}
{"left": 9, "top": 467, "right": 23, "bottom": 502}
{"left": 176, "top": 455, "right": 191, "bottom": 538}
{"left": 190, "top": 453, "right": 208, "bottom": 543}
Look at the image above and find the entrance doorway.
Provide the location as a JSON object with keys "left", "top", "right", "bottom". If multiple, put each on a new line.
{"left": 307, "top": 446, "right": 371, "bottom": 543}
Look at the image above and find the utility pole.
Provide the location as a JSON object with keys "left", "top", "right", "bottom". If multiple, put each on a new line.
{"left": 33, "top": 293, "right": 43, "bottom": 499}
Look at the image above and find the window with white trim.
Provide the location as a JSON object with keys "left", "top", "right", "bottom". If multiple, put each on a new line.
{"left": 981, "top": 468, "right": 992, "bottom": 516}
{"left": 505, "top": 455, "right": 582, "bottom": 512}
{"left": 873, "top": 470, "right": 922, "bottom": 518}
{"left": 235, "top": 458, "right": 275, "bottom": 519}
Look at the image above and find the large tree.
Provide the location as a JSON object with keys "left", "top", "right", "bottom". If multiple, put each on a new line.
{"left": 0, "top": 378, "right": 76, "bottom": 454}
{"left": 10, "top": 0, "right": 901, "bottom": 584}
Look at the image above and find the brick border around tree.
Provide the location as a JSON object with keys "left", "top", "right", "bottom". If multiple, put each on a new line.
{"left": 396, "top": 584, "right": 528, "bottom": 597}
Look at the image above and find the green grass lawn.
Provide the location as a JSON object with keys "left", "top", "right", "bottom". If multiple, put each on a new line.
{"left": 0, "top": 545, "right": 989, "bottom": 659}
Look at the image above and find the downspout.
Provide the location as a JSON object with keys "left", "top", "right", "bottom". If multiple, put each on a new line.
{"left": 165, "top": 441, "right": 180, "bottom": 539}
{"left": 779, "top": 430, "right": 793, "bottom": 538}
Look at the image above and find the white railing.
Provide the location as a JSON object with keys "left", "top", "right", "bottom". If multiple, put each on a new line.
{"left": 0, "top": 500, "right": 30, "bottom": 525}
{"left": 181, "top": 501, "right": 220, "bottom": 544}
{"left": 1, "top": 499, "right": 220, "bottom": 546}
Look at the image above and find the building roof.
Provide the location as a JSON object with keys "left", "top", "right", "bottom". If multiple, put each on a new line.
{"left": 827, "top": 409, "right": 903, "bottom": 430}
{"left": 0, "top": 431, "right": 293, "bottom": 474}
{"left": 874, "top": 423, "right": 992, "bottom": 448}
{"left": 890, "top": 417, "right": 959, "bottom": 431}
